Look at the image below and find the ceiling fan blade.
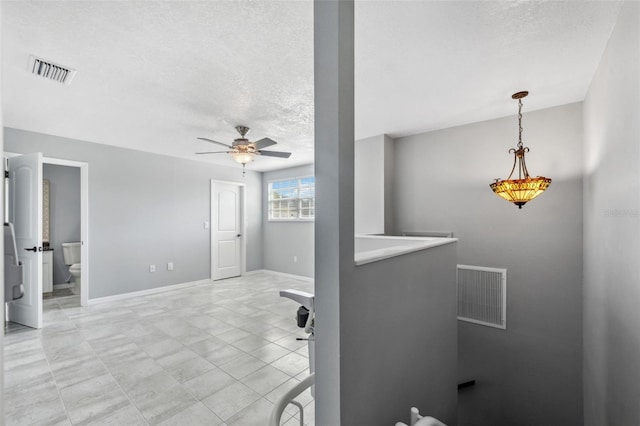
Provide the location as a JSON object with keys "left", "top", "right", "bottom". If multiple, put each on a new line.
{"left": 195, "top": 151, "right": 229, "bottom": 155}
{"left": 258, "top": 150, "right": 291, "bottom": 158}
{"left": 253, "top": 137, "right": 277, "bottom": 149}
{"left": 197, "top": 137, "right": 232, "bottom": 148}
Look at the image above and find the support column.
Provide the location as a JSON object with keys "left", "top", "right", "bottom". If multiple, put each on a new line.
{"left": 313, "top": 0, "right": 355, "bottom": 424}
{"left": 0, "top": 0, "right": 6, "bottom": 418}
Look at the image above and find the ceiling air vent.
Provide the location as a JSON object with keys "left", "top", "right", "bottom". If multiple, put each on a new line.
{"left": 27, "top": 55, "right": 76, "bottom": 85}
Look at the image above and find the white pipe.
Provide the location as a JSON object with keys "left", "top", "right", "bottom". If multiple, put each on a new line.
{"left": 413, "top": 416, "right": 447, "bottom": 426}
{"left": 268, "top": 373, "right": 315, "bottom": 426}
{"left": 395, "top": 407, "right": 447, "bottom": 426}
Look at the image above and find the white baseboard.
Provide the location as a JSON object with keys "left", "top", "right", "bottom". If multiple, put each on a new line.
{"left": 88, "top": 279, "right": 212, "bottom": 305}
{"left": 243, "top": 269, "right": 267, "bottom": 276}
{"left": 53, "top": 283, "right": 74, "bottom": 290}
{"left": 248, "top": 269, "right": 314, "bottom": 283}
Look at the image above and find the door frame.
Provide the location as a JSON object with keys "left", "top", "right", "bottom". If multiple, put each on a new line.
{"left": 5, "top": 152, "right": 90, "bottom": 307}
{"left": 210, "top": 179, "right": 246, "bottom": 280}
{"left": 44, "top": 157, "right": 89, "bottom": 306}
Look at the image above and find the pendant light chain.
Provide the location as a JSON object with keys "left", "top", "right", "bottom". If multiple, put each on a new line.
{"left": 489, "top": 90, "right": 552, "bottom": 209}
{"left": 517, "top": 98, "right": 524, "bottom": 149}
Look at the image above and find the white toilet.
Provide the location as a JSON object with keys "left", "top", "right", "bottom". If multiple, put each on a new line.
{"left": 62, "top": 242, "right": 81, "bottom": 291}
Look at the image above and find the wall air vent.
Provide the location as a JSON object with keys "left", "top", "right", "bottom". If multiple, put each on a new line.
{"left": 27, "top": 55, "right": 76, "bottom": 85}
{"left": 457, "top": 265, "right": 507, "bottom": 329}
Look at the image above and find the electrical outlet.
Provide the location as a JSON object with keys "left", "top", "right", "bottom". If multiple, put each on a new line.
{"left": 167, "top": 262, "right": 174, "bottom": 271}
{"left": 149, "top": 264, "right": 156, "bottom": 273}
{"left": 293, "top": 255, "right": 298, "bottom": 263}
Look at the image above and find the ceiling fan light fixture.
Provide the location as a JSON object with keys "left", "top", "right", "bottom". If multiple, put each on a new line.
{"left": 231, "top": 142, "right": 257, "bottom": 165}
{"left": 195, "top": 126, "right": 292, "bottom": 177}
{"left": 490, "top": 91, "right": 552, "bottom": 209}
{"left": 232, "top": 151, "right": 256, "bottom": 164}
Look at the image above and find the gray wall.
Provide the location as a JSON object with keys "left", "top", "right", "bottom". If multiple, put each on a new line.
{"left": 43, "top": 164, "right": 81, "bottom": 285}
{"left": 314, "top": 0, "right": 354, "bottom": 422}
{"left": 5, "top": 128, "right": 263, "bottom": 299}
{"left": 383, "top": 134, "right": 395, "bottom": 235}
{"left": 583, "top": 2, "right": 640, "bottom": 424}
{"left": 262, "top": 133, "right": 397, "bottom": 279}
{"left": 355, "top": 135, "right": 385, "bottom": 234}
{"left": 262, "top": 164, "right": 314, "bottom": 278}
{"left": 314, "top": 4, "right": 458, "bottom": 423}
{"left": 343, "top": 243, "right": 458, "bottom": 425}
{"left": 394, "top": 102, "right": 584, "bottom": 425}
{"left": 354, "top": 134, "right": 395, "bottom": 235}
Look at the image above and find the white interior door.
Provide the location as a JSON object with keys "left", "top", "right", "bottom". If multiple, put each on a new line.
{"left": 8, "top": 153, "right": 43, "bottom": 329}
{"left": 212, "top": 181, "right": 242, "bottom": 280}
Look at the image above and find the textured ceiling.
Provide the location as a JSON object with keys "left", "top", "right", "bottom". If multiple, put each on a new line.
{"left": 2, "top": 1, "right": 622, "bottom": 172}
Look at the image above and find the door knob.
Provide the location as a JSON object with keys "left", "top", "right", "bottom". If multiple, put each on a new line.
{"left": 24, "top": 246, "right": 40, "bottom": 252}
{"left": 237, "top": 234, "right": 242, "bottom": 237}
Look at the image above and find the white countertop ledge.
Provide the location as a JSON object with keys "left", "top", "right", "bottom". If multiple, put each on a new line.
{"left": 354, "top": 235, "right": 458, "bottom": 266}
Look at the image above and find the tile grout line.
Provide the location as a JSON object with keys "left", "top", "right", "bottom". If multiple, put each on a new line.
{"left": 7, "top": 273, "right": 315, "bottom": 426}
{"left": 40, "top": 298, "right": 76, "bottom": 425}
{"left": 134, "top": 324, "right": 226, "bottom": 425}
{"left": 67, "top": 302, "right": 152, "bottom": 426}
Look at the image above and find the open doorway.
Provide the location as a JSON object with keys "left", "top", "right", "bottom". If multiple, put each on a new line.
{"left": 42, "top": 163, "right": 81, "bottom": 306}
{"left": 4, "top": 152, "right": 89, "bottom": 329}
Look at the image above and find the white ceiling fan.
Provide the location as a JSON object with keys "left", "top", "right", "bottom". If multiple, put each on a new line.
{"left": 196, "top": 126, "right": 292, "bottom": 175}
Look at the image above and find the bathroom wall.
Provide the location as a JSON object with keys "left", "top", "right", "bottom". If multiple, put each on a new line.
{"left": 583, "top": 2, "right": 640, "bottom": 424}
{"left": 394, "top": 102, "right": 584, "bottom": 425}
{"left": 5, "top": 128, "right": 263, "bottom": 299}
{"left": 262, "top": 164, "right": 314, "bottom": 278}
{"left": 43, "top": 164, "right": 81, "bottom": 285}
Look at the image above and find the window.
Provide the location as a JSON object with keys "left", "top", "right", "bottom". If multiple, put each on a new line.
{"left": 268, "top": 176, "right": 315, "bottom": 220}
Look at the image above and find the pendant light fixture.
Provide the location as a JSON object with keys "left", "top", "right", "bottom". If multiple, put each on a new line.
{"left": 490, "top": 91, "right": 552, "bottom": 209}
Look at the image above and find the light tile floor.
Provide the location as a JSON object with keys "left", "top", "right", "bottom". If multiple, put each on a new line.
{"left": 4, "top": 273, "right": 315, "bottom": 426}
